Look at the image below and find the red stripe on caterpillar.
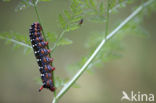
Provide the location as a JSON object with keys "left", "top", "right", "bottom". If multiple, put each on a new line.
{"left": 29, "top": 22, "right": 55, "bottom": 92}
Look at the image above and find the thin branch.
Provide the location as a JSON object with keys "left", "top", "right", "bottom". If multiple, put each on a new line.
{"left": 51, "top": 30, "right": 66, "bottom": 53}
{"left": 0, "top": 36, "right": 32, "bottom": 48}
{"left": 52, "top": 0, "right": 154, "bottom": 102}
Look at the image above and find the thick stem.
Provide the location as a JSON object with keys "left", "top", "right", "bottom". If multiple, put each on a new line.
{"left": 32, "top": 0, "right": 56, "bottom": 97}
{"left": 52, "top": 0, "right": 154, "bottom": 103}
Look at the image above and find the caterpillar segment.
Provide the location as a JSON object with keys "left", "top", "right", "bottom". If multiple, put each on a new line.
{"left": 30, "top": 37, "right": 44, "bottom": 45}
{"left": 34, "top": 49, "right": 51, "bottom": 58}
{"left": 39, "top": 65, "right": 55, "bottom": 74}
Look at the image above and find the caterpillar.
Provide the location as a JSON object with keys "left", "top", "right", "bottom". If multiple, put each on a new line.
{"left": 29, "top": 22, "right": 55, "bottom": 92}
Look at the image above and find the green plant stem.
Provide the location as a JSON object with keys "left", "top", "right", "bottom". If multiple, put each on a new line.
{"left": 0, "top": 36, "right": 32, "bottom": 48}
{"left": 32, "top": 0, "right": 56, "bottom": 97}
{"left": 33, "top": 1, "right": 46, "bottom": 40}
{"left": 51, "top": 30, "right": 66, "bottom": 53}
{"left": 52, "top": 0, "right": 154, "bottom": 103}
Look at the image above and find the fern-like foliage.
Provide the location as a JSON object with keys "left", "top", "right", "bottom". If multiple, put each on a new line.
{"left": 66, "top": 0, "right": 156, "bottom": 76}
{"left": 58, "top": 2, "right": 83, "bottom": 32}
{"left": 47, "top": 32, "right": 72, "bottom": 48}
{"left": 0, "top": 32, "right": 32, "bottom": 54}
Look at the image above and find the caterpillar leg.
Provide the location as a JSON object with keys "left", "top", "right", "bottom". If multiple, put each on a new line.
{"left": 38, "top": 85, "right": 44, "bottom": 92}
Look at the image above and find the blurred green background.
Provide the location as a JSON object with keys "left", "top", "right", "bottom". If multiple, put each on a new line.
{"left": 0, "top": 0, "right": 156, "bottom": 103}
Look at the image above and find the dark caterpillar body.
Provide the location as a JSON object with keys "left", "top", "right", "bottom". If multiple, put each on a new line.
{"left": 29, "top": 22, "right": 55, "bottom": 92}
